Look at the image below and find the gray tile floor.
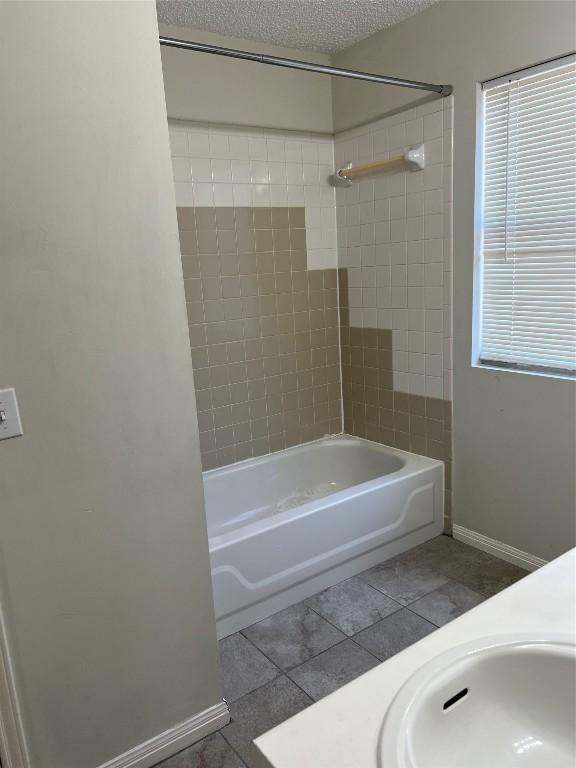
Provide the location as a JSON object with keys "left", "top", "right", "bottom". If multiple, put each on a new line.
{"left": 155, "top": 535, "right": 527, "bottom": 768}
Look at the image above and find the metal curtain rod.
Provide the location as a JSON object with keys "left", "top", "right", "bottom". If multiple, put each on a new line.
{"left": 159, "top": 36, "right": 453, "bottom": 96}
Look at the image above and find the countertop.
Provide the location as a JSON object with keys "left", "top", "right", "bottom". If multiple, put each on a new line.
{"left": 255, "top": 549, "right": 576, "bottom": 768}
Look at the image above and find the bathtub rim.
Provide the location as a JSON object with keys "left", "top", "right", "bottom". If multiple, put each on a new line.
{"left": 205, "top": 434, "right": 444, "bottom": 550}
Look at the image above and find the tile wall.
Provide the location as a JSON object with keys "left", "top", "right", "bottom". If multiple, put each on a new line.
{"left": 178, "top": 206, "right": 341, "bottom": 470}
{"left": 334, "top": 98, "right": 454, "bottom": 523}
{"left": 168, "top": 108, "right": 454, "bottom": 525}
{"left": 169, "top": 121, "right": 342, "bottom": 469}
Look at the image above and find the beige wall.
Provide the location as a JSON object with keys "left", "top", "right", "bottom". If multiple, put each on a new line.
{"left": 0, "top": 2, "right": 222, "bottom": 767}
{"left": 160, "top": 24, "right": 334, "bottom": 132}
{"left": 333, "top": 1, "right": 576, "bottom": 560}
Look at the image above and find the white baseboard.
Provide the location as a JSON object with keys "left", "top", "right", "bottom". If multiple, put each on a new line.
{"left": 452, "top": 525, "right": 547, "bottom": 572}
{"left": 97, "top": 701, "right": 230, "bottom": 768}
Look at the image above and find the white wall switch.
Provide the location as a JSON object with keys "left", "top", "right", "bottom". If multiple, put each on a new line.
{"left": 0, "top": 388, "right": 23, "bottom": 440}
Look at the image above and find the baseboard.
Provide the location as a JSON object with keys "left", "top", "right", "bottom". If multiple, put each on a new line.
{"left": 452, "top": 524, "right": 547, "bottom": 572}
{"left": 97, "top": 701, "right": 230, "bottom": 768}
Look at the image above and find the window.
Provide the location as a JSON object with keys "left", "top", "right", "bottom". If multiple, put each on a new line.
{"left": 476, "top": 55, "right": 576, "bottom": 377}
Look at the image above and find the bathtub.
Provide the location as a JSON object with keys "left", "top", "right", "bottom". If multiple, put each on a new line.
{"left": 204, "top": 435, "right": 444, "bottom": 638}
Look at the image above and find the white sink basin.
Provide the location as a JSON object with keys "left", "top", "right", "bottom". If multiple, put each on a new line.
{"left": 379, "top": 635, "right": 576, "bottom": 768}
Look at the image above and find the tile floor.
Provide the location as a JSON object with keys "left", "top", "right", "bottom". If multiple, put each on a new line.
{"left": 155, "top": 535, "right": 527, "bottom": 768}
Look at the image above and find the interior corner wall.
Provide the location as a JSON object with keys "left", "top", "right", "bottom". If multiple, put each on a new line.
{"left": 159, "top": 23, "right": 334, "bottom": 133}
{"left": 331, "top": 0, "right": 576, "bottom": 560}
{"left": 0, "top": 2, "right": 222, "bottom": 767}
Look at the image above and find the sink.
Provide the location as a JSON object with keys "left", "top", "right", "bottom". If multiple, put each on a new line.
{"left": 379, "top": 635, "right": 576, "bottom": 768}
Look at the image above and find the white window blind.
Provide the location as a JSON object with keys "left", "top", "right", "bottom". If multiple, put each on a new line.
{"left": 478, "top": 55, "right": 576, "bottom": 376}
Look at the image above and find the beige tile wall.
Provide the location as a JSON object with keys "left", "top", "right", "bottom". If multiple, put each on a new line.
{"left": 178, "top": 206, "right": 342, "bottom": 469}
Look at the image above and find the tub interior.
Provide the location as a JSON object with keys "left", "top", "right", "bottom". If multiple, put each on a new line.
{"left": 204, "top": 437, "right": 405, "bottom": 539}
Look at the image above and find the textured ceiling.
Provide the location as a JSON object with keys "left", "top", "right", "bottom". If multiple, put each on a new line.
{"left": 156, "top": 0, "right": 438, "bottom": 54}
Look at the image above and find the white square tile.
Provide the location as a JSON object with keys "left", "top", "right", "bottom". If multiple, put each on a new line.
{"left": 393, "top": 329, "right": 408, "bottom": 350}
{"left": 406, "top": 191, "right": 423, "bottom": 218}
{"left": 425, "top": 136, "right": 443, "bottom": 166}
{"left": 424, "top": 238, "right": 443, "bottom": 263}
{"left": 406, "top": 217, "right": 424, "bottom": 242}
{"left": 231, "top": 160, "right": 251, "bottom": 184}
{"left": 423, "top": 164, "right": 443, "bottom": 191}
{"left": 425, "top": 286, "right": 444, "bottom": 309}
{"left": 389, "top": 242, "right": 407, "bottom": 264}
{"left": 425, "top": 262, "right": 444, "bottom": 286}
{"left": 408, "top": 331, "right": 425, "bottom": 353}
{"left": 409, "top": 352, "right": 425, "bottom": 374}
{"left": 426, "top": 354, "right": 443, "bottom": 377}
{"left": 233, "top": 184, "right": 252, "bottom": 206}
{"left": 174, "top": 182, "right": 194, "bottom": 206}
{"left": 268, "top": 163, "right": 287, "bottom": 185}
{"left": 393, "top": 309, "right": 408, "bottom": 329}
{"left": 172, "top": 157, "right": 191, "bottom": 182}
{"left": 372, "top": 128, "right": 388, "bottom": 156}
{"left": 213, "top": 183, "right": 234, "bottom": 206}
{"left": 250, "top": 161, "right": 269, "bottom": 185}
{"left": 424, "top": 189, "right": 443, "bottom": 215}
{"left": 374, "top": 198, "right": 390, "bottom": 222}
{"left": 391, "top": 287, "right": 408, "bottom": 308}
{"left": 393, "top": 350, "right": 409, "bottom": 371}
{"left": 408, "top": 286, "right": 424, "bottom": 308}
{"left": 303, "top": 163, "right": 319, "bottom": 185}
{"left": 375, "top": 221, "right": 390, "bottom": 244}
{"left": 191, "top": 158, "right": 212, "bottom": 182}
{"left": 425, "top": 214, "right": 443, "bottom": 239}
{"left": 389, "top": 123, "right": 406, "bottom": 150}
{"left": 376, "top": 266, "right": 391, "bottom": 286}
{"left": 377, "top": 286, "right": 391, "bottom": 306}
{"left": 248, "top": 137, "right": 267, "bottom": 159}
{"left": 286, "top": 163, "right": 304, "bottom": 185}
{"left": 407, "top": 309, "right": 425, "bottom": 331}
{"left": 394, "top": 372, "right": 410, "bottom": 393}
{"left": 301, "top": 142, "right": 318, "bottom": 163}
{"left": 228, "top": 135, "right": 250, "bottom": 159}
{"left": 425, "top": 376, "right": 443, "bottom": 399}
{"left": 410, "top": 374, "right": 426, "bottom": 397}
{"left": 362, "top": 308, "right": 378, "bottom": 328}
{"left": 193, "top": 182, "right": 214, "bottom": 206}
{"left": 211, "top": 159, "right": 232, "bottom": 183}
{"left": 424, "top": 111, "right": 443, "bottom": 140}
{"left": 390, "top": 195, "right": 406, "bottom": 220}
{"left": 269, "top": 185, "right": 288, "bottom": 205}
{"left": 266, "top": 138, "right": 285, "bottom": 161}
{"left": 425, "top": 309, "right": 443, "bottom": 332}
{"left": 287, "top": 186, "right": 304, "bottom": 205}
{"left": 408, "top": 263, "right": 424, "bottom": 286}
{"left": 405, "top": 118, "right": 423, "bottom": 146}
{"left": 391, "top": 265, "right": 407, "bottom": 286}
{"left": 377, "top": 309, "right": 393, "bottom": 328}
{"left": 252, "top": 184, "right": 271, "bottom": 206}
{"left": 407, "top": 241, "right": 424, "bottom": 264}
{"left": 318, "top": 143, "right": 334, "bottom": 164}
{"left": 390, "top": 219, "right": 407, "bottom": 243}
{"left": 188, "top": 132, "right": 210, "bottom": 157}
{"left": 285, "top": 140, "right": 302, "bottom": 163}
{"left": 349, "top": 308, "right": 362, "bottom": 326}
{"left": 426, "top": 332, "right": 443, "bottom": 354}
{"left": 209, "top": 133, "right": 230, "bottom": 157}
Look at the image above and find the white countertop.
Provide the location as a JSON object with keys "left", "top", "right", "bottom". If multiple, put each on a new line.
{"left": 256, "top": 549, "right": 576, "bottom": 768}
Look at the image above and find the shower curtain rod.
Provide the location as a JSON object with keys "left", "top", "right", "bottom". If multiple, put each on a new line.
{"left": 159, "top": 36, "right": 453, "bottom": 96}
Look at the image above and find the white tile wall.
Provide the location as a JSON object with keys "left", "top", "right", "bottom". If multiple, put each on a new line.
{"left": 168, "top": 120, "right": 337, "bottom": 270}
{"left": 335, "top": 97, "right": 453, "bottom": 400}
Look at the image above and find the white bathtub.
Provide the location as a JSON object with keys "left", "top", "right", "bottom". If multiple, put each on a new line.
{"left": 204, "top": 435, "right": 444, "bottom": 638}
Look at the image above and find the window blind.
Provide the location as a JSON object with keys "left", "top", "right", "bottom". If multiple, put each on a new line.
{"left": 479, "top": 55, "right": 576, "bottom": 376}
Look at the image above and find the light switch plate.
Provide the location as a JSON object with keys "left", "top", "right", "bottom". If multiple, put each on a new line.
{"left": 0, "top": 388, "right": 23, "bottom": 440}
